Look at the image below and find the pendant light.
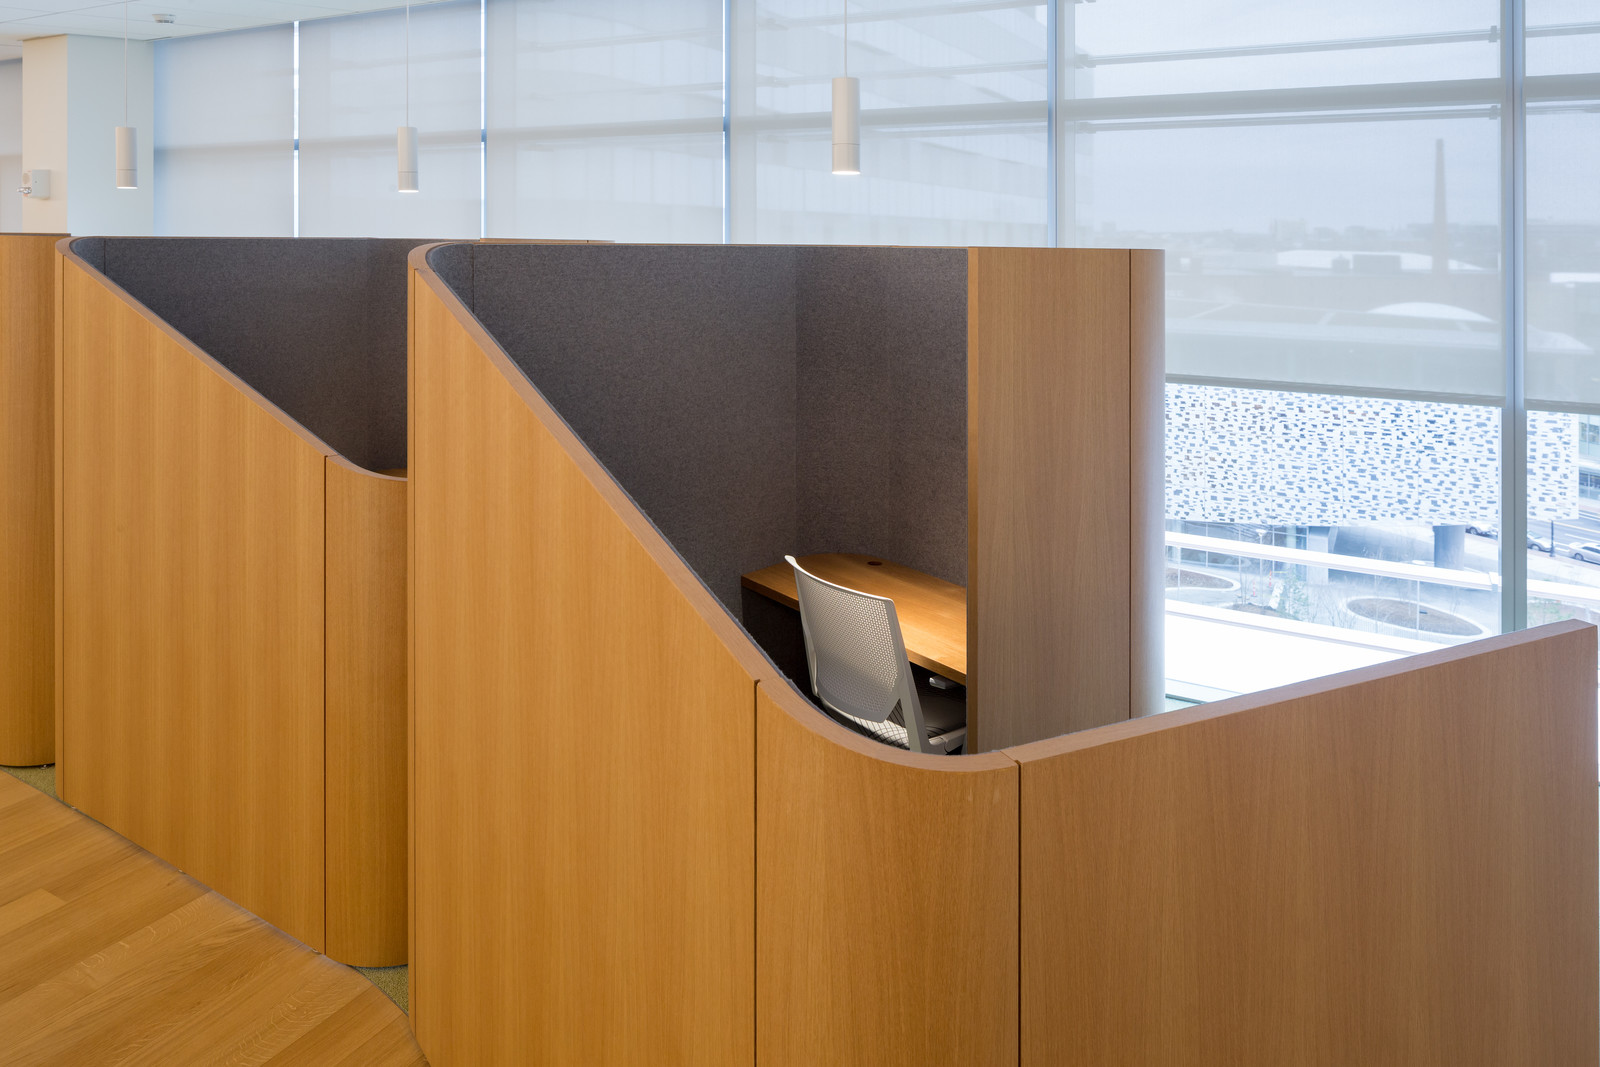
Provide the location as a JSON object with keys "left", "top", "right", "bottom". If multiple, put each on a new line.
{"left": 832, "top": 0, "right": 859, "bottom": 175}
{"left": 397, "top": 1, "right": 419, "bottom": 193}
{"left": 115, "top": 0, "right": 137, "bottom": 189}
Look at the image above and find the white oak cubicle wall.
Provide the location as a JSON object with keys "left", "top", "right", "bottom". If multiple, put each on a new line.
{"left": 409, "top": 242, "right": 1597, "bottom": 1066}
{"left": 0, "top": 234, "right": 63, "bottom": 768}
{"left": 55, "top": 238, "right": 409, "bottom": 966}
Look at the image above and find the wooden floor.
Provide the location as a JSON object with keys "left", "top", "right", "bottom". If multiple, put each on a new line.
{"left": 0, "top": 772, "right": 426, "bottom": 1066}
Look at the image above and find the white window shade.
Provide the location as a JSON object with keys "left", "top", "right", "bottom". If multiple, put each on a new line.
{"left": 154, "top": 28, "right": 293, "bottom": 237}
{"left": 0, "top": 60, "right": 19, "bottom": 233}
{"left": 485, "top": 0, "right": 724, "bottom": 242}
{"left": 729, "top": 0, "right": 1048, "bottom": 246}
{"left": 1065, "top": 2, "right": 1509, "bottom": 404}
{"left": 299, "top": 0, "right": 481, "bottom": 239}
{"left": 1071, "top": 0, "right": 1499, "bottom": 97}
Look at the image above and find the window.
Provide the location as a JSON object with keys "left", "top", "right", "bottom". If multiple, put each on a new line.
{"left": 299, "top": 1, "right": 481, "bottom": 238}
{"left": 155, "top": 27, "right": 294, "bottom": 236}
{"left": 147, "top": 2, "right": 1600, "bottom": 703}
{"left": 729, "top": 0, "right": 1048, "bottom": 245}
{"left": 486, "top": 0, "right": 724, "bottom": 242}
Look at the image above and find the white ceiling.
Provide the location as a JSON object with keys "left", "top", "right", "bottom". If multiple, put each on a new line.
{"left": 0, "top": 0, "right": 422, "bottom": 58}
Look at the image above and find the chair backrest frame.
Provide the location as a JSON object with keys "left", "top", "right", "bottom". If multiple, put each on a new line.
{"left": 785, "top": 555, "right": 932, "bottom": 753}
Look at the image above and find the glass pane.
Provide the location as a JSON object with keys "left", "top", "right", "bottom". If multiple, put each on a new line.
{"left": 1166, "top": 385, "right": 1506, "bottom": 697}
{"left": 486, "top": 0, "right": 724, "bottom": 242}
{"left": 299, "top": 1, "right": 482, "bottom": 239}
{"left": 1075, "top": 116, "right": 1504, "bottom": 399}
{"left": 1526, "top": 109, "right": 1600, "bottom": 408}
{"left": 1526, "top": 415, "right": 1600, "bottom": 631}
{"left": 1072, "top": 0, "right": 1498, "bottom": 97}
{"left": 155, "top": 27, "right": 294, "bottom": 237}
{"left": 732, "top": 0, "right": 1048, "bottom": 244}
{"left": 1528, "top": 0, "right": 1600, "bottom": 77}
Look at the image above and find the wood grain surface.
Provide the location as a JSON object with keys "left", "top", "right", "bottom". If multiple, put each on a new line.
{"left": 324, "top": 458, "right": 408, "bottom": 966}
{"left": 57, "top": 253, "right": 327, "bottom": 949}
{"left": 755, "top": 682, "right": 1018, "bottom": 1067}
{"left": 1008, "top": 620, "right": 1599, "bottom": 1067}
{"left": 742, "top": 552, "right": 968, "bottom": 683}
{"left": 0, "top": 771, "right": 424, "bottom": 1066}
{"left": 1128, "top": 249, "right": 1166, "bottom": 717}
{"left": 411, "top": 262, "right": 757, "bottom": 1065}
{"left": 967, "top": 246, "right": 1159, "bottom": 750}
{"left": 0, "top": 235, "right": 62, "bottom": 767}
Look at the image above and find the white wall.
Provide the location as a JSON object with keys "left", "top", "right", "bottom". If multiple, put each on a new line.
{"left": 21, "top": 35, "right": 154, "bottom": 235}
{"left": 20, "top": 37, "right": 66, "bottom": 233}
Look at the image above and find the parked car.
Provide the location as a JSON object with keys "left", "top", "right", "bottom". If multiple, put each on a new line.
{"left": 1570, "top": 542, "right": 1600, "bottom": 564}
{"left": 1528, "top": 533, "right": 1555, "bottom": 553}
{"left": 1465, "top": 523, "right": 1499, "bottom": 538}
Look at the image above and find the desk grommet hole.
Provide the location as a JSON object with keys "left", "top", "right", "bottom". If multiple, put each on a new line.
{"left": 867, "top": 560, "right": 883, "bottom": 566}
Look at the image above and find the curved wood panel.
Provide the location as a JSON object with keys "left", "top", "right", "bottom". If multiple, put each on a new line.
{"left": 57, "top": 253, "right": 326, "bottom": 947}
{"left": 411, "top": 265, "right": 757, "bottom": 1064}
{"left": 756, "top": 684, "right": 1017, "bottom": 1066}
{"left": 412, "top": 242, "right": 1592, "bottom": 1067}
{"left": 0, "top": 234, "right": 62, "bottom": 767}
{"left": 57, "top": 241, "right": 413, "bottom": 966}
{"left": 1007, "top": 620, "right": 1598, "bottom": 1066}
{"left": 325, "top": 458, "right": 408, "bottom": 966}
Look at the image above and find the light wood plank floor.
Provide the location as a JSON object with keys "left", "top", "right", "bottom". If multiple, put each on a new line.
{"left": 0, "top": 771, "right": 426, "bottom": 1066}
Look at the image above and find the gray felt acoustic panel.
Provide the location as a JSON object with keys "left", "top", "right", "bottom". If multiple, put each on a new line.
{"left": 463, "top": 243, "right": 800, "bottom": 611}
{"left": 793, "top": 247, "right": 967, "bottom": 586}
{"left": 77, "top": 237, "right": 423, "bottom": 473}
{"left": 428, "top": 242, "right": 969, "bottom": 617}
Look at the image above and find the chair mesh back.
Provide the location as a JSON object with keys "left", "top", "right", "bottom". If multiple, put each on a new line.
{"left": 790, "top": 562, "right": 903, "bottom": 724}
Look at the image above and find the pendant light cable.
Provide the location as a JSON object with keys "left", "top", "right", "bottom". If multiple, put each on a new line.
{"left": 831, "top": 0, "right": 860, "bottom": 174}
{"left": 115, "top": 0, "right": 136, "bottom": 188}
{"left": 397, "top": 1, "right": 419, "bottom": 191}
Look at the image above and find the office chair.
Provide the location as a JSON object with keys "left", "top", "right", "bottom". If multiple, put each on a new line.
{"left": 785, "top": 555, "right": 966, "bottom": 755}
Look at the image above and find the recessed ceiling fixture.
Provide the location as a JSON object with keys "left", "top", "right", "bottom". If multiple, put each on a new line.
{"left": 831, "top": 0, "right": 859, "bottom": 175}
{"left": 397, "top": 1, "right": 418, "bottom": 193}
{"left": 115, "top": 0, "right": 136, "bottom": 189}
{"left": 152, "top": 13, "right": 175, "bottom": 23}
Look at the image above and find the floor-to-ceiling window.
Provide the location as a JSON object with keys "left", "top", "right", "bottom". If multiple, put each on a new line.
{"left": 1524, "top": 0, "right": 1600, "bottom": 639}
{"left": 142, "top": 0, "right": 1600, "bottom": 701}
{"left": 1064, "top": 1, "right": 1514, "bottom": 695}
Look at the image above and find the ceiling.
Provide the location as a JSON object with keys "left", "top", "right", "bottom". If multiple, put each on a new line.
{"left": 0, "top": 0, "right": 424, "bottom": 58}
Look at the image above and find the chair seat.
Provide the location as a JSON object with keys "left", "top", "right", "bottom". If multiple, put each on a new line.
{"left": 834, "top": 708, "right": 965, "bottom": 753}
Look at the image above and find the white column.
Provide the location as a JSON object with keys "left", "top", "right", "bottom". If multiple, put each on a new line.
{"left": 21, "top": 35, "right": 154, "bottom": 235}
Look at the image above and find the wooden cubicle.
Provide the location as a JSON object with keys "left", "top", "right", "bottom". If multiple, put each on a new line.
{"left": 0, "top": 234, "right": 63, "bottom": 768}
{"left": 420, "top": 242, "right": 1163, "bottom": 751}
{"left": 55, "top": 238, "right": 412, "bottom": 966}
{"left": 410, "top": 242, "right": 1596, "bottom": 1065}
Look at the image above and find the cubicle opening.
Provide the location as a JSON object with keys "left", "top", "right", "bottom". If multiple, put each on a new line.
{"left": 427, "top": 241, "right": 969, "bottom": 709}
{"left": 70, "top": 237, "right": 418, "bottom": 473}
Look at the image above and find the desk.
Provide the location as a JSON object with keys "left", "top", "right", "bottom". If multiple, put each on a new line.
{"left": 741, "top": 554, "right": 967, "bottom": 685}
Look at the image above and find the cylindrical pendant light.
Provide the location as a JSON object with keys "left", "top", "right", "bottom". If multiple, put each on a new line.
{"left": 831, "top": 77, "right": 859, "bottom": 175}
{"left": 398, "top": 125, "right": 419, "bottom": 193}
{"left": 115, "top": 126, "right": 138, "bottom": 189}
{"left": 115, "top": 1, "right": 137, "bottom": 189}
{"left": 397, "top": 2, "right": 419, "bottom": 192}
{"left": 832, "top": 1, "right": 859, "bottom": 175}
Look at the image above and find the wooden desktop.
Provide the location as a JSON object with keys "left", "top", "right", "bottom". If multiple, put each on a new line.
{"left": 741, "top": 553, "right": 967, "bottom": 684}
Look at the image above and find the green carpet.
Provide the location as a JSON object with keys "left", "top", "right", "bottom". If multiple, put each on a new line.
{"left": 355, "top": 965, "right": 409, "bottom": 1013}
